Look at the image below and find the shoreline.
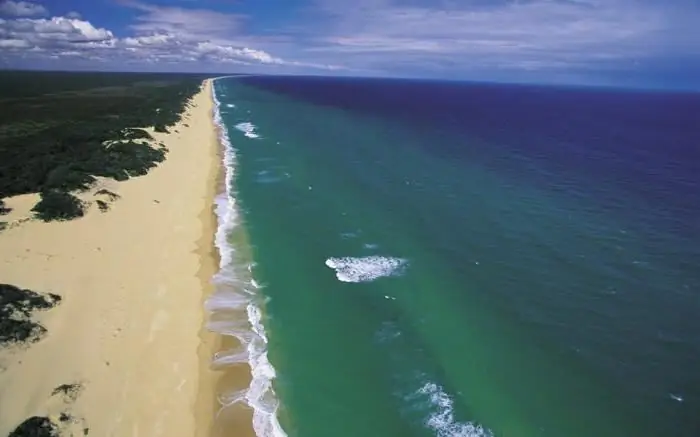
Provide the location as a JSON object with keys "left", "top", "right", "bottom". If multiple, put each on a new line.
{"left": 208, "top": 81, "right": 286, "bottom": 437}
{"left": 0, "top": 79, "right": 223, "bottom": 436}
{"left": 208, "top": 83, "right": 258, "bottom": 437}
{"left": 195, "top": 80, "right": 224, "bottom": 437}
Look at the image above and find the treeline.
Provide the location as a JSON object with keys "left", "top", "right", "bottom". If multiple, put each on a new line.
{"left": 0, "top": 71, "right": 210, "bottom": 221}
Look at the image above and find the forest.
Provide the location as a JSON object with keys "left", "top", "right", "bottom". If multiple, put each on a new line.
{"left": 0, "top": 70, "right": 209, "bottom": 221}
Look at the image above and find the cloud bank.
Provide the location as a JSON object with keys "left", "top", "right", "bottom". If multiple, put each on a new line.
{"left": 305, "top": 0, "right": 688, "bottom": 73}
{"left": 0, "top": 0, "right": 699, "bottom": 86}
{"left": 0, "top": 0, "right": 339, "bottom": 71}
{"left": 0, "top": 0, "right": 46, "bottom": 17}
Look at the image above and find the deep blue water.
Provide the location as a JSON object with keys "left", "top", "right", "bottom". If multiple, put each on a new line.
{"left": 241, "top": 77, "right": 700, "bottom": 230}
{"left": 214, "top": 76, "right": 700, "bottom": 437}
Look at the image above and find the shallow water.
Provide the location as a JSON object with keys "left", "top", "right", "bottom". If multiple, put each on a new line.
{"left": 211, "top": 76, "right": 700, "bottom": 437}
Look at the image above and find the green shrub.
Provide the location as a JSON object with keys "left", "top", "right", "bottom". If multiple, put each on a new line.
{"left": 44, "top": 165, "right": 96, "bottom": 191}
{"left": 0, "top": 71, "right": 206, "bottom": 210}
{"left": 32, "top": 190, "right": 85, "bottom": 222}
{"left": 96, "top": 200, "right": 109, "bottom": 212}
{"left": 0, "top": 199, "right": 10, "bottom": 215}
{"left": 121, "top": 128, "right": 153, "bottom": 141}
{"left": 1, "top": 283, "right": 62, "bottom": 345}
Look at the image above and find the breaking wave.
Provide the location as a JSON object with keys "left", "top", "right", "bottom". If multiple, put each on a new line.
{"left": 417, "top": 382, "right": 493, "bottom": 437}
{"left": 210, "top": 79, "right": 287, "bottom": 437}
{"left": 235, "top": 121, "right": 261, "bottom": 139}
{"left": 325, "top": 256, "right": 407, "bottom": 282}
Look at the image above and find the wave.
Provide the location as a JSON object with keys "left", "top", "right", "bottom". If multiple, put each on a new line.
{"left": 213, "top": 348, "right": 249, "bottom": 367}
{"left": 235, "top": 122, "right": 261, "bottom": 139}
{"left": 417, "top": 382, "right": 493, "bottom": 437}
{"left": 255, "top": 169, "right": 290, "bottom": 184}
{"left": 325, "top": 256, "right": 407, "bottom": 282}
{"left": 210, "top": 79, "right": 287, "bottom": 437}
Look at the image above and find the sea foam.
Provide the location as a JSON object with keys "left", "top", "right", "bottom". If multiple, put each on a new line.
{"left": 418, "top": 382, "right": 493, "bottom": 437}
{"left": 210, "top": 79, "right": 287, "bottom": 437}
{"left": 325, "top": 256, "right": 407, "bottom": 282}
{"left": 235, "top": 122, "right": 260, "bottom": 139}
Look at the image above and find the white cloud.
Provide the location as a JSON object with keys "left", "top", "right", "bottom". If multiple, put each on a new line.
{"left": 121, "top": 33, "right": 176, "bottom": 48}
{"left": 0, "top": 37, "right": 29, "bottom": 48}
{"left": 301, "top": 0, "right": 684, "bottom": 73}
{"left": 65, "top": 11, "right": 82, "bottom": 20}
{"left": 0, "top": 0, "right": 47, "bottom": 17}
{"left": 123, "top": 1, "right": 244, "bottom": 39}
{"left": 114, "top": 1, "right": 342, "bottom": 69}
{"left": 0, "top": 16, "right": 115, "bottom": 50}
{"left": 194, "top": 41, "right": 284, "bottom": 64}
{"left": 0, "top": 2, "right": 342, "bottom": 72}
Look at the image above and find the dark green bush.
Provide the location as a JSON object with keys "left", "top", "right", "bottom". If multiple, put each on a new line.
{"left": 1, "top": 283, "right": 62, "bottom": 345}
{"left": 7, "top": 416, "right": 58, "bottom": 437}
{"left": 0, "top": 199, "right": 10, "bottom": 215}
{"left": 96, "top": 200, "right": 109, "bottom": 212}
{"left": 32, "top": 190, "right": 85, "bottom": 222}
{"left": 95, "top": 189, "right": 120, "bottom": 200}
{"left": 44, "top": 165, "right": 96, "bottom": 191}
{"left": 121, "top": 128, "right": 153, "bottom": 141}
{"left": 0, "top": 71, "right": 208, "bottom": 216}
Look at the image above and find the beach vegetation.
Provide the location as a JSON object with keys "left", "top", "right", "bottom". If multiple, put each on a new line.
{"left": 7, "top": 416, "right": 59, "bottom": 437}
{"left": 32, "top": 190, "right": 85, "bottom": 222}
{"left": 96, "top": 200, "right": 109, "bottom": 212}
{"left": 0, "top": 283, "right": 62, "bottom": 346}
{"left": 0, "top": 70, "right": 208, "bottom": 221}
{"left": 0, "top": 199, "right": 10, "bottom": 215}
{"left": 95, "top": 189, "right": 120, "bottom": 201}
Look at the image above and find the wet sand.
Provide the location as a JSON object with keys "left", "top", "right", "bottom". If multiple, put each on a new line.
{"left": 0, "top": 79, "right": 228, "bottom": 436}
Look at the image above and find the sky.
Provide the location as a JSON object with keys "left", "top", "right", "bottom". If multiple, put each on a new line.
{"left": 1, "top": 0, "right": 699, "bottom": 89}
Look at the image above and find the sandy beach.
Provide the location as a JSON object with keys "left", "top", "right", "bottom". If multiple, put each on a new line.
{"left": 0, "top": 80, "right": 221, "bottom": 436}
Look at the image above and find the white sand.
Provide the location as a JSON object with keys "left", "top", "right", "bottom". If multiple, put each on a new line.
{"left": 0, "top": 80, "right": 220, "bottom": 437}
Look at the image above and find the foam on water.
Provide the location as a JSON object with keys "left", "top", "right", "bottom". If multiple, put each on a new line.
{"left": 417, "top": 382, "right": 493, "bottom": 437}
{"left": 235, "top": 122, "right": 261, "bottom": 139}
{"left": 213, "top": 348, "right": 249, "bottom": 367}
{"left": 210, "top": 79, "right": 287, "bottom": 437}
{"left": 204, "top": 291, "right": 251, "bottom": 312}
{"left": 325, "top": 256, "right": 407, "bottom": 282}
{"left": 255, "top": 169, "right": 291, "bottom": 184}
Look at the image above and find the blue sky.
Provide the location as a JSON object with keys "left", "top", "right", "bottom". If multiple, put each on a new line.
{"left": 1, "top": 0, "right": 699, "bottom": 88}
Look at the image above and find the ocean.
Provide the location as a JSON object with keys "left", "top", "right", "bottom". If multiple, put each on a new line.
{"left": 209, "top": 76, "right": 700, "bottom": 437}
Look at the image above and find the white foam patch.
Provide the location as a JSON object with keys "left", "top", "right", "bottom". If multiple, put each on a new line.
{"left": 213, "top": 348, "right": 249, "bottom": 367}
{"left": 235, "top": 122, "right": 260, "bottom": 139}
{"left": 219, "top": 388, "right": 247, "bottom": 407}
{"left": 227, "top": 103, "right": 236, "bottom": 108}
{"left": 205, "top": 291, "right": 251, "bottom": 312}
{"left": 418, "top": 383, "right": 493, "bottom": 437}
{"left": 325, "top": 256, "right": 407, "bottom": 283}
{"left": 255, "top": 169, "right": 290, "bottom": 184}
{"left": 207, "top": 319, "right": 251, "bottom": 336}
{"left": 209, "top": 80, "right": 287, "bottom": 437}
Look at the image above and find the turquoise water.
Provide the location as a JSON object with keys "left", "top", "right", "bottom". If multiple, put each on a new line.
{"left": 211, "top": 77, "right": 700, "bottom": 437}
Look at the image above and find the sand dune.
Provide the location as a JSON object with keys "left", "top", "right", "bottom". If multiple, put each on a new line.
{"left": 0, "top": 80, "right": 219, "bottom": 437}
